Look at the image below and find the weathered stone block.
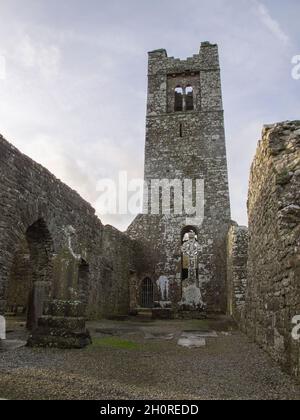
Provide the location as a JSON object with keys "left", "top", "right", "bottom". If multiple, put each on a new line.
{"left": 27, "top": 331, "right": 91, "bottom": 349}
{"left": 152, "top": 308, "right": 175, "bottom": 320}
{"left": 44, "top": 300, "right": 86, "bottom": 318}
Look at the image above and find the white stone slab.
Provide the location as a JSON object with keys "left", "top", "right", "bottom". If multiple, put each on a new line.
{"left": 177, "top": 337, "right": 206, "bottom": 348}
{"left": 181, "top": 330, "right": 218, "bottom": 338}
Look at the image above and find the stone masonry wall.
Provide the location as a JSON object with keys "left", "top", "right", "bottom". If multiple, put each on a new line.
{"left": 0, "top": 135, "right": 136, "bottom": 320}
{"left": 244, "top": 121, "right": 300, "bottom": 380}
{"left": 5, "top": 237, "right": 31, "bottom": 314}
{"left": 227, "top": 224, "right": 248, "bottom": 323}
{"left": 128, "top": 43, "right": 231, "bottom": 313}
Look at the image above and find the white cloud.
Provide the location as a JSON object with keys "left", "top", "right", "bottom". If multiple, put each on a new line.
{"left": 17, "top": 35, "right": 36, "bottom": 67}
{"left": 38, "top": 45, "right": 61, "bottom": 79}
{"left": 253, "top": 0, "right": 290, "bottom": 44}
{"left": 0, "top": 0, "right": 298, "bottom": 231}
{"left": 12, "top": 34, "right": 61, "bottom": 80}
{"left": 0, "top": 55, "right": 6, "bottom": 80}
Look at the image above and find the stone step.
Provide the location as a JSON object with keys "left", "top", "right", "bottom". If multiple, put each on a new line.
{"left": 37, "top": 316, "right": 86, "bottom": 331}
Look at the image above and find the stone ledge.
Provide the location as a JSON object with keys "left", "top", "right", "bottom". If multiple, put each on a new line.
{"left": 152, "top": 308, "right": 175, "bottom": 320}
{"left": 27, "top": 331, "right": 91, "bottom": 349}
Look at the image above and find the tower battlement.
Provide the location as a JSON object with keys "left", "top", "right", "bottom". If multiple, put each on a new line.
{"left": 147, "top": 43, "right": 222, "bottom": 117}
{"left": 148, "top": 42, "right": 220, "bottom": 72}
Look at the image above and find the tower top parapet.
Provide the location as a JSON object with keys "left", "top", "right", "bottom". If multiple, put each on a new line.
{"left": 148, "top": 42, "right": 220, "bottom": 76}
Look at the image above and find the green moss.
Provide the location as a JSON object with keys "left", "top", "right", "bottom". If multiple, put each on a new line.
{"left": 88, "top": 337, "right": 140, "bottom": 350}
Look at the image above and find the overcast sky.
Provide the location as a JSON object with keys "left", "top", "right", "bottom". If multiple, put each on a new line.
{"left": 0, "top": 0, "right": 299, "bottom": 231}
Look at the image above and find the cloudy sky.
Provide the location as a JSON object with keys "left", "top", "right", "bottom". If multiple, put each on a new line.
{"left": 0, "top": 0, "right": 299, "bottom": 231}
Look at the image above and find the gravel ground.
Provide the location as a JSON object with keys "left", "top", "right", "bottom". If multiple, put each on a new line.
{"left": 0, "top": 316, "right": 299, "bottom": 400}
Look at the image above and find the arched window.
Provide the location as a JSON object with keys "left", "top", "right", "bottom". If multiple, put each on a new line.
{"left": 185, "top": 86, "right": 194, "bottom": 111}
{"left": 174, "top": 87, "right": 183, "bottom": 112}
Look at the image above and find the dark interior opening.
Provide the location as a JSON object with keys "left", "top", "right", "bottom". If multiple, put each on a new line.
{"left": 140, "top": 277, "right": 154, "bottom": 308}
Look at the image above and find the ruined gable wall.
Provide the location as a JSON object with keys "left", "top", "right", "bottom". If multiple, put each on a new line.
{"left": 0, "top": 135, "right": 135, "bottom": 319}
{"left": 244, "top": 121, "right": 300, "bottom": 379}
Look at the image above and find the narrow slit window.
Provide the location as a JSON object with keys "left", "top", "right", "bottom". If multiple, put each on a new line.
{"left": 179, "top": 123, "right": 183, "bottom": 138}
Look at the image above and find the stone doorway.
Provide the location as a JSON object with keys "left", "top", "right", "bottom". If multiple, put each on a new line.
{"left": 5, "top": 219, "right": 54, "bottom": 331}
{"left": 140, "top": 278, "right": 154, "bottom": 308}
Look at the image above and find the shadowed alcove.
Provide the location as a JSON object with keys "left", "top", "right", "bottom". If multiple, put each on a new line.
{"left": 5, "top": 218, "right": 54, "bottom": 330}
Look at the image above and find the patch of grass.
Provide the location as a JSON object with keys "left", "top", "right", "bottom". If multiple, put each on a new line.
{"left": 88, "top": 337, "right": 140, "bottom": 350}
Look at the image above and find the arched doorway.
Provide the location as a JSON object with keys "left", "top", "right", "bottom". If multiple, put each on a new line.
{"left": 140, "top": 278, "right": 154, "bottom": 308}
{"left": 5, "top": 219, "right": 54, "bottom": 331}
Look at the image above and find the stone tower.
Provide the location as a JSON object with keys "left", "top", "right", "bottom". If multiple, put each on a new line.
{"left": 127, "top": 42, "right": 231, "bottom": 314}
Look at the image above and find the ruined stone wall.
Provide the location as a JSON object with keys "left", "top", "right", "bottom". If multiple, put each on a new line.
{"left": 244, "top": 121, "right": 300, "bottom": 380}
{"left": 128, "top": 43, "right": 231, "bottom": 313}
{"left": 227, "top": 224, "right": 248, "bottom": 323}
{"left": 5, "top": 238, "right": 32, "bottom": 314}
{"left": 0, "top": 135, "right": 135, "bottom": 320}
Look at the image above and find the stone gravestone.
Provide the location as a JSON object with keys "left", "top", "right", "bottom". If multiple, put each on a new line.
{"left": 0, "top": 315, "right": 5, "bottom": 340}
